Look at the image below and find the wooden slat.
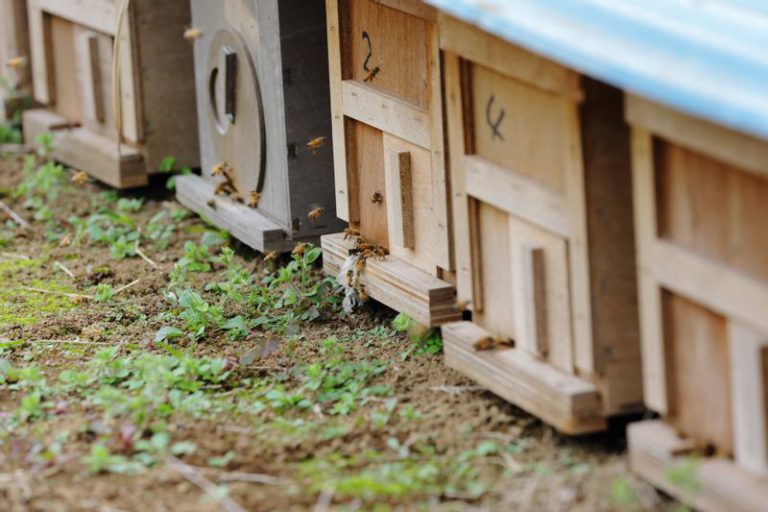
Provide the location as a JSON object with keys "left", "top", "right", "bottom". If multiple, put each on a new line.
{"left": 321, "top": 232, "right": 459, "bottom": 327}
{"left": 631, "top": 127, "right": 668, "bottom": 414}
{"left": 118, "top": 0, "right": 141, "bottom": 144}
{"left": 729, "top": 323, "right": 768, "bottom": 475}
{"left": 34, "top": 0, "right": 116, "bottom": 35}
{"left": 652, "top": 240, "right": 768, "bottom": 334}
{"left": 341, "top": 80, "right": 431, "bottom": 149}
{"left": 28, "top": 1, "right": 53, "bottom": 104}
{"left": 376, "top": 0, "right": 437, "bottom": 21}
{"left": 384, "top": 150, "right": 415, "bottom": 249}
{"left": 438, "top": 14, "right": 583, "bottom": 101}
{"left": 626, "top": 95, "right": 768, "bottom": 180}
{"left": 443, "top": 321, "right": 605, "bottom": 435}
{"left": 87, "top": 35, "right": 105, "bottom": 123}
{"left": 443, "top": 51, "right": 475, "bottom": 309}
{"left": 629, "top": 420, "right": 768, "bottom": 512}
{"left": 464, "top": 155, "right": 571, "bottom": 238}
{"left": 326, "top": 0, "right": 349, "bottom": 221}
{"left": 175, "top": 175, "right": 290, "bottom": 253}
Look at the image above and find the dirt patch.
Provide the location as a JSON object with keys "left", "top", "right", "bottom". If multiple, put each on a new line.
{"left": 0, "top": 153, "right": 676, "bottom": 511}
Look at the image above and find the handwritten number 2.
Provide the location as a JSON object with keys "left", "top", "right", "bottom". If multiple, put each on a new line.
{"left": 486, "top": 95, "right": 505, "bottom": 141}
{"left": 362, "top": 31, "right": 373, "bottom": 72}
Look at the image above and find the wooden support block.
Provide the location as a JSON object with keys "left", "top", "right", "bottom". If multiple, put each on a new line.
{"left": 321, "top": 232, "right": 459, "bottom": 327}
{"left": 629, "top": 420, "right": 768, "bottom": 512}
{"left": 385, "top": 150, "right": 415, "bottom": 249}
{"left": 175, "top": 175, "right": 291, "bottom": 253}
{"left": 443, "top": 321, "right": 605, "bottom": 434}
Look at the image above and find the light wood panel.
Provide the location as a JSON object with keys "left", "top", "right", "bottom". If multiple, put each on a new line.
{"left": 49, "top": 16, "right": 81, "bottom": 122}
{"left": 349, "top": 120, "right": 388, "bottom": 247}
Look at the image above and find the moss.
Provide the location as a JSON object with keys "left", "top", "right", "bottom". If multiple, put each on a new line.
{"left": 0, "top": 258, "right": 77, "bottom": 327}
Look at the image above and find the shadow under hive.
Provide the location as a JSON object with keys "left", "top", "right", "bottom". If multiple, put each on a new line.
{"left": 176, "top": 0, "right": 345, "bottom": 253}
{"left": 22, "top": 0, "right": 199, "bottom": 188}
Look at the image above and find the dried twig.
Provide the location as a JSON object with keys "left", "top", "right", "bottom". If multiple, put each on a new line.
{"left": 0, "top": 252, "right": 30, "bottom": 260}
{"left": 54, "top": 261, "right": 76, "bottom": 279}
{"left": 115, "top": 279, "right": 141, "bottom": 294}
{"left": 20, "top": 286, "right": 92, "bottom": 300}
{"left": 166, "top": 457, "right": 246, "bottom": 512}
{"left": 0, "top": 199, "right": 30, "bottom": 229}
{"left": 219, "top": 471, "right": 288, "bottom": 486}
{"left": 313, "top": 487, "right": 335, "bottom": 512}
{"left": 134, "top": 245, "right": 158, "bottom": 269}
{"left": 429, "top": 385, "right": 485, "bottom": 395}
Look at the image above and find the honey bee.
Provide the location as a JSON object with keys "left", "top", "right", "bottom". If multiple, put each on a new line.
{"left": 358, "top": 284, "right": 369, "bottom": 302}
{"left": 211, "top": 162, "right": 227, "bottom": 176}
{"left": 71, "top": 170, "right": 88, "bottom": 186}
{"left": 231, "top": 191, "right": 243, "bottom": 203}
{"left": 206, "top": 199, "right": 217, "bottom": 209}
{"left": 308, "top": 207, "right": 325, "bottom": 223}
{"left": 343, "top": 227, "right": 360, "bottom": 240}
{"left": 373, "top": 246, "right": 389, "bottom": 259}
{"left": 248, "top": 191, "right": 260, "bottom": 208}
{"left": 183, "top": 27, "right": 203, "bottom": 42}
{"left": 59, "top": 233, "right": 72, "bottom": 248}
{"left": 214, "top": 181, "right": 235, "bottom": 195}
{"left": 306, "top": 136, "right": 327, "bottom": 154}
{"left": 6, "top": 56, "right": 26, "bottom": 70}
{"left": 292, "top": 242, "right": 310, "bottom": 257}
{"left": 363, "top": 66, "right": 380, "bottom": 83}
{"left": 473, "top": 336, "right": 514, "bottom": 351}
{"left": 354, "top": 257, "right": 366, "bottom": 274}
{"left": 263, "top": 250, "right": 279, "bottom": 263}
{"left": 370, "top": 191, "right": 383, "bottom": 204}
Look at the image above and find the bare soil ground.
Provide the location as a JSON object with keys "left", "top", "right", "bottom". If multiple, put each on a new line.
{"left": 0, "top": 151, "right": 677, "bottom": 511}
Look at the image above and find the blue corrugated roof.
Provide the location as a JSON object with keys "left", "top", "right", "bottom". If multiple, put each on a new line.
{"left": 425, "top": 0, "right": 768, "bottom": 139}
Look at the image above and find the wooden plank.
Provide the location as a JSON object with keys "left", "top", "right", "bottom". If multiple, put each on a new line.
{"left": 629, "top": 420, "right": 768, "bottom": 512}
{"left": 28, "top": 0, "right": 53, "bottom": 103}
{"left": 426, "top": 21, "right": 451, "bottom": 271}
{"left": 467, "top": 198, "right": 483, "bottom": 312}
{"left": 87, "top": 35, "right": 105, "bottom": 123}
{"left": 23, "top": 108, "right": 145, "bottom": 188}
{"left": 438, "top": 14, "right": 583, "bottom": 101}
{"left": 729, "top": 323, "right": 768, "bottom": 475}
{"left": 326, "top": 0, "right": 349, "bottom": 221}
{"left": 49, "top": 16, "right": 81, "bottom": 122}
{"left": 342, "top": 80, "right": 431, "bottom": 149}
{"left": 34, "top": 0, "right": 117, "bottom": 35}
{"left": 464, "top": 155, "right": 571, "bottom": 238}
{"left": 631, "top": 127, "right": 668, "bottom": 414}
{"left": 349, "top": 121, "right": 388, "bottom": 246}
{"left": 653, "top": 239, "right": 768, "bottom": 334}
{"left": 470, "top": 64, "right": 571, "bottom": 192}
{"left": 175, "top": 175, "right": 291, "bottom": 253}
{"left": 321, "top": 232, "right": 459, "bottom": 327}
{"left": 665, "top": 293, "right": 733, "bottom": 456}
{"left": 656, "top": 140, "right": 768, "bottom": 283}
{"left": 384, "top": 150, "right": 415, "bottom": 249}
{"left": 344, "top": 0, "right": 429, "bottom": 108}
{"left": 626, "top": 95, "right": 768, "bottom": 180}
{"left": 443, "top": 321, "right": 605, "bottom": 435}
{"left": 443, "top": 52, "right": 474, "bottom": 308}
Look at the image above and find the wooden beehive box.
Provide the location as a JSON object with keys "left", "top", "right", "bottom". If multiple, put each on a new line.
{"left": 176, "top": 0, "right": 344, "bottom": 253}
{"left": 0, "top": 0, "right": 31, "bottom": 121}
{"left": 21, "top": 0, "right": 198, "bottom": 188}
{"left": 320, "top": 0, "right": 460, "bottom": 327}
{"left": 439, "top": 16, "right": 643, "bottom": 434}
{"left": 626, "top": 95, "right": 768, "bottom": 511}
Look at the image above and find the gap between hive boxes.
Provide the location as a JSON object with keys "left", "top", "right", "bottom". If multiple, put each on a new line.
{"left": 442, "top": 321, "right": 606, "bottom": 435}
{"left": 320, "top": 232, "right": 460, "bottom": 327}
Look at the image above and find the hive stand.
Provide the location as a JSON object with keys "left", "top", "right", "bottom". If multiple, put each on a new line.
{"left": 439, "top": 16, "right": 643, "bottom": 435}
{"left": 627, "top": 95, "right": 768, "bottom": 511}
{"left": 176, "top": 0, "right": 345, "bottom": 253}
{"left": 320, "top": 0, "right": 460, "bottom": 327}
{"left": 22, "top": 0, "right": 198, "bottom": 188}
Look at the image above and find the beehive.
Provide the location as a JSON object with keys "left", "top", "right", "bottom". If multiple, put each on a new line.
{"left": 439, "top": 16, "right": 643, "bottom": 434}
{"left": 0, "top": 0, "right": 31, "bottom": 122}
{"left": 320, "top": 0, "right": 459, "bottom": 327}
{"left": 627, "top": 95, "right": 768, "bottom": 511}
{"left": 22, "top": 0, "right": 198, "bottom": 188}
{"left": 175, "top": 0, "right": 344, "bottom": 253}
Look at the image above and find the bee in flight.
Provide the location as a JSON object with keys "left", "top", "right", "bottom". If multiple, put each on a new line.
{"left": 183, "top": 27, "right": 203, "bottom": 42}
{"left": 71, "top": 170, "right": 88, "bottom": 186}
{"left": 308, "top": 207, "right": 325, "bottom": 223}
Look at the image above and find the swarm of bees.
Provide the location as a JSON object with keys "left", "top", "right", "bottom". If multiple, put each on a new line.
{"left": 308, "top": 207, "right": 325, "bottom": 223}
{"left": 338, "top": 228, "right": 390, "bottom": 305}
{"left": 71, "top": 170, "right": 88, "bottom": 186}
{"left": 183, "top": 27, "right": 203, "bottom": 42}
{"left": 306, "top": 136, "right": 327, "bottom": 155}
{"left": 473, "top": 336, "right": 515, "bottom": 352}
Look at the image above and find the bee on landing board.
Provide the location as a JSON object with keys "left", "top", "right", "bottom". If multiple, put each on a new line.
{"left": 248, "top": 191, "right": 261, "bottom": 208}
{"left": 344, "top": 227, "right": 360, "bottom": 241}
{"left": 473, "top": 336, "right": 515, "bottom": 352}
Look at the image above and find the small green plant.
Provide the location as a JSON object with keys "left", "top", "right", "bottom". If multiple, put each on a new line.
{"left": 392, "top": 313, "right": 443, "bottom": 359}
{"left": 92, "top": 284, "right": 116, "bottom": 303}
